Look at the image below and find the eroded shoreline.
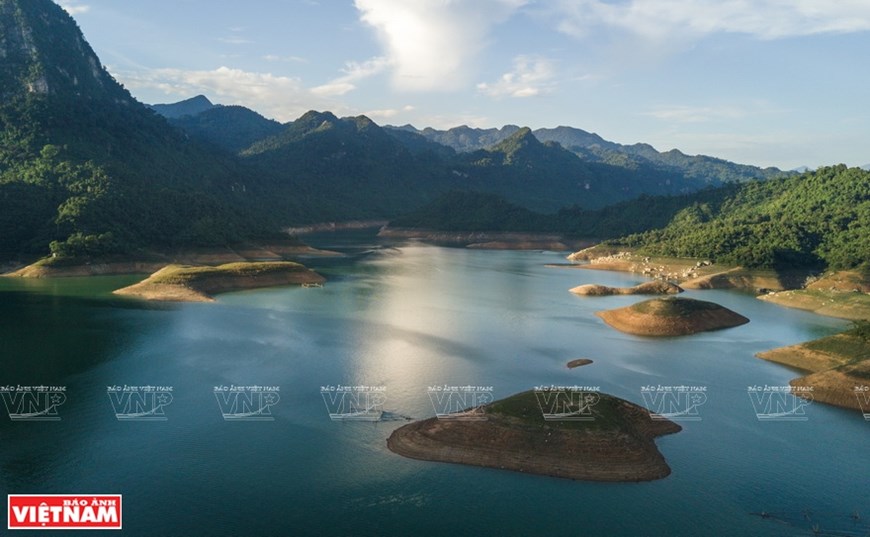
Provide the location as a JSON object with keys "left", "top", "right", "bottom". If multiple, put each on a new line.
{"left": 387, "top": 390, "right": 681, "bottom": 482}
{"left": 113, "top": 262, "right": 326, "bottom": 302}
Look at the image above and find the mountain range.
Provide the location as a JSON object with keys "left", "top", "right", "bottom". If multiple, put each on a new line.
{"left": 0, "top": 0, "right": 802, "bottom": 262}
{"left": 385, "top": 124, "right": 784, "bottom": 186}
{"left": 156, "top": 99, "right": 787, "bottom": 213}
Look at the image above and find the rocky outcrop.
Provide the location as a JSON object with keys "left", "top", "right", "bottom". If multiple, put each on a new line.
{"left": 570, "top": 281, "right": 683, "bottom": 296}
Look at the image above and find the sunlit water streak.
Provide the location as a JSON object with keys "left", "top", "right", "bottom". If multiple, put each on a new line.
{"left": 0, "top": 238, "right": 866, "bottom": 536}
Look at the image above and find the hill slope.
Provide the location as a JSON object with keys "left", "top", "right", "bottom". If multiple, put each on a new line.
{"left": 0, "top": 0, "right": 265, "bottom": 257}
{"left": 150, "top": 95, "right": 216, "bottom": 119}
{"left": 387, "top": 124, "right": 786, "bottom": 188}
{"left": 612, "top": 165, "right": 870, "bottom": 270}
{"left": 170, "top": 105, "right": 284, "bottom": 153}
{"left": 448, "top": 127, "right": 699, "bottom": 211}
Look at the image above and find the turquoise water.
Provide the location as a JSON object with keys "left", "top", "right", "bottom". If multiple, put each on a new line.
{"left": 0, "top": 236, "right": 867, "bottom": 536}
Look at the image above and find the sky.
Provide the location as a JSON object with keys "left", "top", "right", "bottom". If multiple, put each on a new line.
{"left": 59, "top": 0, "right": 870, "bottom": 170}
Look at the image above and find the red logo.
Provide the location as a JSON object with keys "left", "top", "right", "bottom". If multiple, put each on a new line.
{"left": 7, "top": 495, "right": 122, "bottom": 530}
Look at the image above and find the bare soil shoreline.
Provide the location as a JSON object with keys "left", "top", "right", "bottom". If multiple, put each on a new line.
{"left": 570, "top": 281, "right": 683, "bottom": 296}
{"left": 378, "top": 227, "right": 595, "bottom": 251}
{"left": 596, "top": 297, "right": 750, "bottom": 337}
{"left": 387, "top": 390, "right": 681, "bottom": 482}
{"left": 2, "top": 241, "right": 340, "bottom": 279}
{"left": 113, "top": 262, "right": 326, "bottom": 302}
{"left": 757, "top": 333, "right": 870, "bottom": 412}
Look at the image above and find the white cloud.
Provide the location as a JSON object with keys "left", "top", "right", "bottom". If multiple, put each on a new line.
{"left": 309, "top": 81, "right": 356, "bottom": 98}
{"left": 58, "top": 1, "right": 90, "bottom": 15}
{"left": 364, "top": 105, "right": 415, "bottom": 120}
{"left": 311, "top": 56, "right": 389, "bottom": 97}
{"left": 477, "top": 55, "right": 557, "bottom": 98}
{"left": 354, "top": 0, "right": 527, "bottom": 91}
{"left": 115, "top": 66, "right": 335, "bottom": 122}
{"left": 550, "top": 0, "right": 870, "bottom": 40}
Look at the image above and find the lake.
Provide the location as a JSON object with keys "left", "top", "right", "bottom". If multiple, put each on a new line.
{"left": 1, "top": 233, "right": 867, "bottom": 536}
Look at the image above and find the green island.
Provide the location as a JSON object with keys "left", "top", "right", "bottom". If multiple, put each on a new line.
{"left": 757, "top": 322, "right": 870, "bottom": 411}
{"left": 113, "top": 262, "right": 325, "bottom": 302}
{"left": 596, "top": 297, "right": 750, "bottom": 337}
{"left": 387, "top": 390, "right": 681, "bottom": 482}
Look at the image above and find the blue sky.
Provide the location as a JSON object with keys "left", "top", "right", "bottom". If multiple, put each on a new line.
{"left": 60, "top": 0, "right": 870, "bottom": 169}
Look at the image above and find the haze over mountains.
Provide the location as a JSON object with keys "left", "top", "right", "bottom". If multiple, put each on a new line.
{"left": 154, "top": 94, "right": 786, "bottom": 193}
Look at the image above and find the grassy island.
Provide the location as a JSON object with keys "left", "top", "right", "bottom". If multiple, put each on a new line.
{"left": 113, "top": 261, "right": 325, "bottom": 302}
{"left": 387, "top": 390, "right": 681, "bottom": 482}
{"left": 596, "top": 297, "right": 749, "bottom": 336}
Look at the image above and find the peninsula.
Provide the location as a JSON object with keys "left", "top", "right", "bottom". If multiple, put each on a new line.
{"left": 4, "top": 239, "right": 340, "bottom": 278}
{"left": 757, "top": 323, "right": 870, "bottom": 412}
{"left": 566, "top": 246, "right": 806, "bottom": 292}
{"left": 113, "top": 262, "right": 325, "bottom": 302}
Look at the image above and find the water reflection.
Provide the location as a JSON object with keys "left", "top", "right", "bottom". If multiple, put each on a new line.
{"left": 0, "top": 243, "right": 865, "bottom": 536}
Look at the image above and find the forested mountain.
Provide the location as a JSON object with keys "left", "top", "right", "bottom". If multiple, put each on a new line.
{"left": 388, "top": 124, "right": 522, "bottom": 152}
{"left": 236, "top": 111, "right": 457, "bottom": 221}
{"left": 387, "top": 124, "right": 786, "bottom": 186}
{"left": 533, "top": 127, "right": 784, "bottom": 184}
{"left": 393, "top": 166, "right": 870, "bottom": 273}
{"left": 611, "top": 165, "right": 870, "bottom": 270}
{"left": 238, "top": 120, "right": 701, "bottom": 215}
{"left": 0, "top": 0, "right": 810, "bottom": 264}
{"left": 149, "top": 95, "right": 216, "bottom": 119}
{"left": 389, "top": 191, "right": 552, "bottom": 232}
{"left": 448, "top": 127, "right": 701, "bottom": 211}
{"left": 388, "top": 186, "right": 740, "bottom": 239}
{"left": 0, "top": 0, "right": 261, "bottom": 256}
{"left": 169, "top": 105, "right": 284, "bottom": 153}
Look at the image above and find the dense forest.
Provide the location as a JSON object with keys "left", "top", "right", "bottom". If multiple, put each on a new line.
{"left": 0, "top": 0, "right": 273, "bottom": 257}
{"left": 611, "top": 165, "right": 870, "bottom": 271}
{"left": 391, "top": 124, "right": 786, "bottom": 186}
{"left": 389, "top": 186, "right": 740, "bottom": 239}
{"left": 391, "top": 166, "right": 870, "bottom": 273}
{"left": 3, "top": 0, "right": 865, "bottom": 277}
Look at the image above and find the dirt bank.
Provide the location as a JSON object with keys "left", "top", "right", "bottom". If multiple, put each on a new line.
{"left": 387, "top": 390, "right": 681, "bottom": 482}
